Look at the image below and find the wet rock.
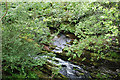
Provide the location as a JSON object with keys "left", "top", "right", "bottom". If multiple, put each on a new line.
{"left": 116, "top": 69, "right": 120, "bottom": 73}
{"left": 65, "top": 33, "right": 77, "bottom": 40}
{"left": 50, "top": 57, "right": 90, "bottom": 79}
{"left": 75, "top": 71, "right": 84, "bottom": 76}
{"left": 61, "top": 65, "right": 67, "bottom": 67}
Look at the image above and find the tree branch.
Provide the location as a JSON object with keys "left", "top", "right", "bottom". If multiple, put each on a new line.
{"left": 0, "top": 0, "right": 7, "bottom": 22}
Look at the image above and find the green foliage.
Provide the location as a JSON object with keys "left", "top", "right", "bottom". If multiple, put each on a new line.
{"left": 63, "top": 2, "right": 120, "bottom": 61}
{"left": 1, "top": 1, "right": 120, "bottom": 79}
{"left": 96, "top": 73, "right": 110, "bottom": 79}
{"left": 2, "top": 2, "right": 54, "bottom": 78}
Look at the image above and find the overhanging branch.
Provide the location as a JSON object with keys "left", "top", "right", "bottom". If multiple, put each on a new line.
{"left": 0, "top": 0, "right": 7, "bottom": 22}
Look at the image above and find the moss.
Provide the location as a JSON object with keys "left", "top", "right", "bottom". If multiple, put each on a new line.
{"left": 35, "top": 70, "right": 49, "bottom": 78}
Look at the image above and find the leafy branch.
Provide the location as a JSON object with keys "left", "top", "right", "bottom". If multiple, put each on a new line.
{"left": 0, "top": 0, "right": 7, "bottom": 22}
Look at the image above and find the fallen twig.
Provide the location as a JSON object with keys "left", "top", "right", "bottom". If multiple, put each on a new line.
{"left": 49, "top": 74, "right": 55, "bottom": 80}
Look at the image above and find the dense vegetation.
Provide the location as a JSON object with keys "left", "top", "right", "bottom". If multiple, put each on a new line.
{"left": 1, "top": 1, "right": 120, "bottom": 79}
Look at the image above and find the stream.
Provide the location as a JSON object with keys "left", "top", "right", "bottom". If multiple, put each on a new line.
{"left": 50, "top": 34, "right": 91, "bottom": 79}
{"left": 32, "top": 33, "right": 91, "bottom": 79}
{"left": 32, "top": 33, "right": 120, "bottom": 79}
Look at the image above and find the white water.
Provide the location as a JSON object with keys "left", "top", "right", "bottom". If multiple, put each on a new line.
{"left": 31, "top": 33, "right": 90, "bottom": 79}
{"left": 52, "top": 34, "right": 71, "bottom": 53}
{"left": 51, "top": 34, "right": 90, "bottom": 79}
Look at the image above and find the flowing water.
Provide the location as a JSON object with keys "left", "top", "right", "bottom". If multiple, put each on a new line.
{"left": 51, "top": 34, "right": 90, "bottom": 79}
{"left": 31, "top": 33, "right": 90, "bottom": 79}
{"left": 52, "top": 34, "right": 71, "bottom": 53}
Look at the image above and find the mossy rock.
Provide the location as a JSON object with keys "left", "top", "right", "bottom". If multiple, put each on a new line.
{"left": 35, "top": 70, "right": 49, "bottom": 78}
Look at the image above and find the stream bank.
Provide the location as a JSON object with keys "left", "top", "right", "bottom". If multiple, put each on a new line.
{"left": 35, "top": 33, "right": 91, "bottom": 79}
{"left": 45, "top": 32, "right": 120, "bottom": 79}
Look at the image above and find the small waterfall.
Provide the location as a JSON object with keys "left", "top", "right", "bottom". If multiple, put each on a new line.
{"left": 51, "top": 33, "right": 90, "bottom": 79}
{"left": 52, "top": 34, "right": 71, "bottom": 53}
{"left": 31, "top": 33, "right": 91, "bottom": 79}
